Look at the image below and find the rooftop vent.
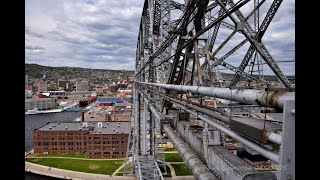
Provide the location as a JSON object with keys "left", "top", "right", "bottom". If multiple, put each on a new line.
{"left": 49, "top": 127, "right": 51, "bottom": 129}
{"left": 53, "top": 125, "right": 55, "bottom": 127}
{"left": 118, "top": 122, "right": 121, "bottom": 124}
{"left": 118, "top": 125, "right": 120, "bottom": 127}
{"left": 99, "top": 130, "right": 102, "bottom": 133}
{"left": 58, "top": 122, "right": 60, "bottom": 124}
{"left": 93, "top": 122, "right": 95, "bottom": 124}
{"left": 79, "top": 127, "right": 82, "bottom": 130}
{"left": 65, "top": 127, "right": 68, "bottom": 130}
{"left": 104, "top": 126, "right": 107, "bottom": 128}
{"left": 107, "top": 122, "right": 109, "bottom": 125}
{"left": 113, "top": 128, "right": 115, "bottom": 131}
{"left": 116, "top": 130, "right": 118, "bottom": 133}
{"left": 98, "top": 122, "right": 103, "bottom": 128}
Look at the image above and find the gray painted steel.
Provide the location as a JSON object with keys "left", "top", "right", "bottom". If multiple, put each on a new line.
{"left": 174, "top": 103, "right": 279, "bottom": 163}
{"left": 137, "top": 82, "right": 294, "bottom": 110}
{"left": 163, "top": 124, "right": 218, "bottom": 180}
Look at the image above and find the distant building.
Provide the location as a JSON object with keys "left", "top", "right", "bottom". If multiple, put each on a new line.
{"left": 25, "top": 75, "right": 28, "bottom": 86}
{"left": 25, "top": 85, "right": 33, "bottom": 91}
{"left": 58, "top": 80, "right": 70, "bottom": 90}
{"left": 33, "top": 121, "right": 129, "bottom": 158}
{"left": 76, "top": 81, "right": 89, "bottom": 91}
{"left": 94, "top": 87, "right": 104, "bottom": 95}
{"left": 66, "top": 82, "right": 75, "bottom": 91}
{"left": 118, "top": 89, "right": 132, "bottom": 95}
{"left": 118, "top": 92, "right": 125, "bottom": 98}
{"left": 127, "top": 84, "right": 133, "bottom": 89}
{"left": 117, "top": 83, "right": 127, "bottom": 89}
{"left": 38, "top": 80, "right": 48, "bottom": 92}
{"left": 114, "top": 102, "right": 131, "bottom": 110}
{"left": 105, "top": 113, "right": 131, "bottom": 122}
{"left": 25, "top": 85, "right": 33, "bottom": 98}
{"left": 103, "top": 88, "right": 109, "bottom": 94}
{"left": 25, "top": 98, "right": 57, "bottom": 111}
{"left": 109, "top": 84, "right": 119, "bottom": 93}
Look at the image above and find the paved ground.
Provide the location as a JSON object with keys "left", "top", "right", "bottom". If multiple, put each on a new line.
{"left": 112, "top": 161, "right": 127, "bottom": 176}
{"left": 25, "top": 162, "right": 134, "bottom": 180}
{"left": 26, "top": 156, "right": 125, "bottom": 161}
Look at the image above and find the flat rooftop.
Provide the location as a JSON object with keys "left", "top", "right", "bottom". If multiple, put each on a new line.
{"left": 37, "top": 121, "right": 130, "bottom": 134}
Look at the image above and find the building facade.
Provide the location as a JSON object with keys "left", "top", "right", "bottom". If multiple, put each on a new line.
{"left": 33, "top": 121, "right": 129, "bottom": 158}
{"left": 76, "top": 81, "right": 89, "bottom": 91}
{"left": 25, "top": 98, "right": 57, "bottom": 111}
{"left": 58, "top": 80, "right": 70, "bottom": 91}
{"left": 38, "top": 80, "right": 48, "bottom": 92}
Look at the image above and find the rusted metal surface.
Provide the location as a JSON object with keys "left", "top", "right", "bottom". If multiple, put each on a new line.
{"left": 137, "top": 82, "right": 294, "bottom": 110}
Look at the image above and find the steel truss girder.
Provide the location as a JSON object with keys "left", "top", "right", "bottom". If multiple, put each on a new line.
{"left": 134, "top": 0, "right": 294, "bottom": 179}
{"left": 229, "top": 0, "right": 291, "bottom": 88}
{"left": 170, "top": 0, "right": 185, "bottom": 10}
{"left": 170, "top": 0, "right": 252, "bottom": 84}
{"left": 135, "top": 0, "right": 251, "bottom": 78}
{"left": 138, "top": 155, "right": 164, "bottom": 180}
{"left": 208, "top": 7, "right": 225, "bottom": 52}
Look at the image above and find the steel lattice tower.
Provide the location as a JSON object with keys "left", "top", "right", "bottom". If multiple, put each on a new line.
{"left": 127, "top": 1, "right": 295, "bottom": 179}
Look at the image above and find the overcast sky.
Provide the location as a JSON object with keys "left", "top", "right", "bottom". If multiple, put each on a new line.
{"left": 25, "top": 0, "right": 294, "bottom": 75}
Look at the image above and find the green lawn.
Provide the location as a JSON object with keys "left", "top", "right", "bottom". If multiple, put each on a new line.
{"left": 164, "top": 148, "right": 176, "bottom": 151}
{"left": 171, "top": 164, "right": 193, "bottom": 176}
{"left": 272, "top": 144, "right": 280, "bottom": 153}
{"left": 29, "top": 153, "right": 86, "bottom": 158}
{"left": 164, "top": 152, "right": 183, "bottom": 162}
{"left": 26, "top": 158, "right": 123, "bottom": 175}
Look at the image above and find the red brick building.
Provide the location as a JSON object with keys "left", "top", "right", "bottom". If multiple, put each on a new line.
{"left": 33, "top": 121, "right": 129, "bottom": 158}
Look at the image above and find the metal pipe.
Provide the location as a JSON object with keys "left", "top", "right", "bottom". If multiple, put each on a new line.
{"left": 152, "top": 90, "right": 230, "bottom": 124}
{"left": 174, "top": 103, "right": 280, "bottom": 163}
{"left": 137, "top": 82, "right": 295, "bottom": 110}
{"left": 163, "top": 124, "right": 218, "bottom": 180}
{"left": 142, "top": 95, "right": 217, "bottom": 179}
{"left": 142, "top": 96, "right": 164, "bottom": 122}
{"left": 146, "top": 88, "right": 282, "bottom": 144}
{"left": 266, "top": 132, "right": 282, "bottom": 145}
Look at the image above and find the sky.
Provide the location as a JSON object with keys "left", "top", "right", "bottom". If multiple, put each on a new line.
{"left": 25, "top": 0, "right": 295, "bottom": 75}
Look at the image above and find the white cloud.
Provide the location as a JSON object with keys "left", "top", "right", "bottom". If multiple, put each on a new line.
{"left": 25, "top": 0, "right": 294, "bottom": 76}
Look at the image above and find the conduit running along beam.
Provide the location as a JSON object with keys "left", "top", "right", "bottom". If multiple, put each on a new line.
{"left": 145, "top": 87, "right": 282, "bottom": 145}
{"left": 174, "top": 103, "right": 279, "bottom": 163}
{"left": 163, "top": 124, "right": 218, "bottom": 180}
{"left": 141, "top": 94, "right": 217, "bottom": 180}
{"left": 139, "top": 88, "right": 280, "bottom": 162}
{"left": 137, "top": 82, "right": 294, "bottom": 110}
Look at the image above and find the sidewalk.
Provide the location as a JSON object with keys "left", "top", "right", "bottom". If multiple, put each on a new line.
{"left": 25, "top": 162, "right": 134, "bottom": 180}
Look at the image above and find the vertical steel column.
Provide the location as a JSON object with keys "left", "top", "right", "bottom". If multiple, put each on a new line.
{"left": 278, "top": 100, "right": 295, "bottom": 179}
{"left": 135, "top": 89, "right": 141, "bottom": 155}
{"left": 149, "top": 108, "right": 154, "bottom": 155}
{"left": 142, "top": 98, "right": 147, "bottom": 155}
